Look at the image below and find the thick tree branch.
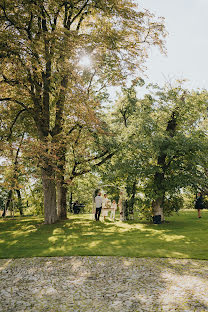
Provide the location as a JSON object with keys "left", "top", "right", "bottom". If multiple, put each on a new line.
{"left": 65, "top": 0, "right": 90, "bottom": 28}
{"left": 51, "top": 75, "right": 68, "bottom": 137}
{"left": 26, "top": 12, "right": 33, "bottom": 40}
{"left": 76, "top": 11, "right": 88, "bottom": 31}
{"left": 75, "top": 150, "right": 110, "bottom": 166}
{"left": 0, "top": 98, "right": 31, "bottom": 111}
{"left": 0, "top": 3, "right": 22, "bottom": 32}
{"left": 68, "top": 123, "right": 83, "bottom": 135}
{"left": 8, "top": 109, "right": 27, "bottom": 140}
{"left": 70, "top": 151, "right": 115, "bottom": 179}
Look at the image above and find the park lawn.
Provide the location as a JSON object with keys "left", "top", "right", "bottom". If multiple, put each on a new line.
{"left": 0, "top": 210, "right": 208, "bottom": 260}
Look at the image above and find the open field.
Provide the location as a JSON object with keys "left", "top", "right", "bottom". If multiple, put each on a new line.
{"left": 1, "top": 210, "right": 208, "bottom": 260}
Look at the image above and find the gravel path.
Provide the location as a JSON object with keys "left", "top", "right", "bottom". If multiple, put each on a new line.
{"left": 0, "top": 256, "right": 208, "bottom": 312}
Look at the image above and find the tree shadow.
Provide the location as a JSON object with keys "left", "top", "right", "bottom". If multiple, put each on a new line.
{"left": 0, "top": 211, "right": 208, "bottom": 260}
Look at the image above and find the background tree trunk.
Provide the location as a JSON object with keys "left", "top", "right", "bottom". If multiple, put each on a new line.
{"left": 152, "top": 108, "right": 179, "bottom": 219}
{"left": 56, "top": 145, "right": 67, "bottom": 220}
{"left": 57, "top": 175, "right": 67, "bottom": 220}
{"left": 129, "top": 180, "right": 137, "bottom": 218}
{"left": 16, "top": 189, "right": 23, "bottom": 216}
{"left": 69, "top": 191, "right": 73, "bottom": 213}
{"left": 2, "top": 190, "right": 12, "bottom": 217}
{"left": 41, "top": 166, "right": 57, "bottom": 224}
{"left": 152, "top": 198, "right": 164, "bottom": 221}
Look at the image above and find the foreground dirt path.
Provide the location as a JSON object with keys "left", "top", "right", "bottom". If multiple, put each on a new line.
{"left": 0, "top": 257, "right": 208, "bottom": 312}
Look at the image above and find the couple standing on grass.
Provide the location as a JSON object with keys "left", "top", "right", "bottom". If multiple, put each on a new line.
{"left": 94, "top": 192, "right": 117, "bottom": 221}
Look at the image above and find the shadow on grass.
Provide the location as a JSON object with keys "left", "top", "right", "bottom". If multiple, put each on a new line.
{"left": 0, "top": 211, "right": 208, "bottom": 260}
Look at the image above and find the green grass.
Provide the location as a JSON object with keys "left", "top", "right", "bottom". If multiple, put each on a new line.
{"left": 0, "top": 210, "right": 208, "bottom": 260}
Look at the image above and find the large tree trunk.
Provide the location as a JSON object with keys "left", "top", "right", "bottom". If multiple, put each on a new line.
{"left": 152, "top": 198, "right": 164, "bottom": 221}
{"left": 152, "top": 170, "right": 165, "bottom": 219}
{"left": 57, "top": 175, "right": 67, "bottom": 220}
{"left": 41, "top": 166, "right": 57, "bottom": 224}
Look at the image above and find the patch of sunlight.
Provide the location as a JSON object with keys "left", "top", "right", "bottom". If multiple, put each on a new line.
{"left": 71, "top": 260, "right": 85, "bottom": 270}
{"left": 21, "top": 225, "right": 37, "bottom": 233}
{"left": 99, "top": 232, "right": 116, "bottom": 236}
{"left": 82, "top": 231, "right": 96, "bottom": 236}
{"left": 46, "top": 246, "right": 67, "bottom": 253}
{"left": 70, "top": 220, "right": 85, "bottom": 224}
{"left": 18, "top": 217, "right": 42, "bottom": 222}
{"left": 53, "top": 228, "right": 65, "bottom": 235}
{"left": 88, "top": 241, "right": 100, "bottom": 248}
{"left": 160, "top": 234, "right": 186, "bottom": 242}
{"left": 22, "top": 224, "right": 36, "bottom": 230}
{"left": 116, "top": 221, "right": 145, "bottom": 231}
{"left": 0, "top": 259, "right": 12, "bottom": 272}
{"left": 8, "top": 240, "right": 18, "bottom": 246}
{"left": 117, "top": 221, "right": 166, "bottom": 235}
{"left": 167, "top": 251, "right": 189, "bottom": 258}
{"left": 0, "top": 239, "right": 5, "bottom": 243}
{"left": 48, "top": 236, "right": 59, "bottom": 243}
{"left": 111, "top": 240, "right": 123, "bottom": 245}
{"left": 122, "top": 259, "right": 132, "bottom": 267}
{"left": 11, "top": 228, "right": 36, "bottom": 237}
{"left": 160, "top": 272, "right": 208, "bottom": 309}
{"left": 68, "top": 234, "right": 80, "bottom": 239}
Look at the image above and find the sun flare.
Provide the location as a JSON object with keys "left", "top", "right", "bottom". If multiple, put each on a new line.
{"left": 79, "top": 55, "right": 92, "bottom": 68}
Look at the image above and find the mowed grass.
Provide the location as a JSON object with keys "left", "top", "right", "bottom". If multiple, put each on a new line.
{"left": 0, "top": 210, "right": 208, "bottom": 260}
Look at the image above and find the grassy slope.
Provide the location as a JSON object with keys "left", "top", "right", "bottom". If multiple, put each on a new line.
{"left": 0, "top": 210, "right": 208, "bottom": 260}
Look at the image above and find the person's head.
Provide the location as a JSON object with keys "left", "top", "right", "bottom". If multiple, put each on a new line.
{"left": 98, "top": 192, "right": 101, "bottom": 196}
{"left": 104, "top": 193, "right": 107, "bottom": 198}
{"left": 197, "top": 192, "right": 202, "bottom": 197}
{"left": 112, "top": 200, "right": 116, "bottom": 204}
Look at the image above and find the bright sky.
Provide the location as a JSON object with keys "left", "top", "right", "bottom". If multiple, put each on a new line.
{"left": 139, "top": 0, "right": 208, "bottom": 90}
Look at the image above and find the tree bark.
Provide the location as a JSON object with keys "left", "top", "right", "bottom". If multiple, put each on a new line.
{"left": 41, "top": 166, "right": 57, "bottom": 224}
{"left": 2, "top": 190, "right": 12, "bottom": 217}
{"left": 16, "top": 189, "right": 23, "bottom": 216}
{"left": 152, "top": 198, "right": 164, "bottom": 221}
{"left": 56, "top": 143, "right": 67, "bottom": 220}
{"left": 69, "top": 191, "right": 73, "bottom": 212}
{"left": 129, "top": 180, "right": 137, "bottom": 217}
{"left": 57, "top": 175, "right": 67, "bottom": 220}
